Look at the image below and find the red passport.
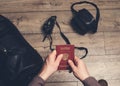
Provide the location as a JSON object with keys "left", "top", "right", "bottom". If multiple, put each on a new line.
{"left": 56, "top": 45, "right": 74, "bottom": 70}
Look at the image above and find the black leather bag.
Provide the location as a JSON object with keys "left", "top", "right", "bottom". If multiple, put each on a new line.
{"left": 0, "top": 15, "right": 43, "bottom": 86}
{"left": 71, "top": 1, "right": 100, "bottom": 35}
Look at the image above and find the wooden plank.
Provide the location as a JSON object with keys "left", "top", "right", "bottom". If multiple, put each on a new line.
{"left": 86, "top": 62, "right": 120, "bottom": 80}
{"left": 107, "top": 79, "right": 120, "bottom": 86}
{"left": 84, "top": 55, "right": 120, "bottom": 63}
{"left": 104, "top": 32, "right": 120, "bottom": 55}
{"left": 22, "top": 32, "right": 105, "bottom": 56}
{"left": 85, "top": 55, "right": 120, "bottom": 80}
{"left": 46, "top": 82, "right": 77, "bottom": 86}
{"left": 1, "top": 9, "right": 120, "bottom": 33}
{"left": 0, "top": 0, "right": 119, "bottom": 13}
{"left": 78, "top": 82, "right": 83, "bottom": 86}
{"left": 47, "top": 71, "right": 79, "bottom": 82}
{"left": 78, "top": 79, "right": 120, "bottom": 86}
{"left": 84, "top": 55, "right": 120, "bottom": 81}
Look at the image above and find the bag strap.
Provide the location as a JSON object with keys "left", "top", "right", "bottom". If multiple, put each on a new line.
{"left": 71, "top": 1, "right": 100, "bottom": 32}
{"left": 49, "top": 17, "right": 88, "bottom": 59}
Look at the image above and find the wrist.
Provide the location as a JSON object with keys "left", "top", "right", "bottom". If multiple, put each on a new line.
{"left": 80, "top": 74, "right": 90, "bottom": 81}
{"left": 39, "top": 71, "right": 50, "bottom": 81}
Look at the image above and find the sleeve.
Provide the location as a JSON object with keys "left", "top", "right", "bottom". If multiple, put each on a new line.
{"left": 28, "top": 76, "right": 45, "bottom": 86}
{"left": 82, "top": 77, "right": 101, "bottom": 86}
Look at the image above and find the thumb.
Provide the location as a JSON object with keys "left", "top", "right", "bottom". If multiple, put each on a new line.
{"left": 68, "top": 60, "right": 76, "bottom": 71}
{"left": 55, "top": 54, "right": 63, "bottom": 65}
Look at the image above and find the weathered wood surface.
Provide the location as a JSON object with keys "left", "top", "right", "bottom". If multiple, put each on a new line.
{"left": 22, "top": 32, "right": 105, "bottom": 56}
{"left": 46, "top": 55, "right": 120, "bottom": 81}
{"left": 104, "top": 32, "right": 120, "bottom": 55}
{"left": 0, "top": 0, "right": 120, "bottom": 86}
{"left": 1, "top": 9, "right": 120, "bottom": 33}
{"left": 46, "top": 82, "right": 78, "bottom": 86}
{"left": 22, "top": 32, "right": 120, "bottom": 57}
{"left": 0, "top": 0, "right": 120, "bottom": 13}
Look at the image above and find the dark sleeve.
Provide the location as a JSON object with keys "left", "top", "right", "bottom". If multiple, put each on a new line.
{"left": 28, "top": 76, "right": 45, "bottom": 86}
{"left": 82, "top": 77, "right": 101, "bottom": 86}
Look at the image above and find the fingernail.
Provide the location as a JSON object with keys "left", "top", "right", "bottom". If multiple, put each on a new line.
{"left": 68, "top": 60, "right": 71, "bottom": 63}
{"left": 60, "top": 54, "right": 63, "bottom": 57}
{"left": 53, "top": 50, "right": 56, "bottom": 53}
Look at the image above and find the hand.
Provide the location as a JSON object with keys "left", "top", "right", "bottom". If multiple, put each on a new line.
{"left": 68, "top": 56, "right": 90, "bottom": 81}
{"left": 39, "top": 50, "right": 63, "bottom": 81}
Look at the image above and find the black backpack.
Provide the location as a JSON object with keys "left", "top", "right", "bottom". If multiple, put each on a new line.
{"left": 0, "top": 15, "right": 43, "bottom": 86}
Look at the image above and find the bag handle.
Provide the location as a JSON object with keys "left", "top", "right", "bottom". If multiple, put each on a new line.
{"left": 71, "top": 1, "right": 100, "bottom": 32}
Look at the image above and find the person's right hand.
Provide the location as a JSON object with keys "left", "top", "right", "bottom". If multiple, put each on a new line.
{"left": 68, "top": 56, "right": 90, "bottom": 81}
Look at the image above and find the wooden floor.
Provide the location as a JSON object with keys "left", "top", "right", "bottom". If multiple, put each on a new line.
{"left": 0, "top": 0, "right": 120, "bottom": 86}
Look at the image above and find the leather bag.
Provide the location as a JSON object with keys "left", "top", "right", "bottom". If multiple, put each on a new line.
{"left": 71, "top": 1, "right": 100, "bottom": 35}
{"left": 0, "top": 15, "right": 43, "bottom": 86}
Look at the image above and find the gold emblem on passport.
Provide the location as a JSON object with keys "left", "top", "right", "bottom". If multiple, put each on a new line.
{"left": 62, "top": 53, "right": 69, "bottom": 61}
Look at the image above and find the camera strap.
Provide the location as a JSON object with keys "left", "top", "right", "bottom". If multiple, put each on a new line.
{"left": 42, "top": 16, "right": 88, "bottom": 59}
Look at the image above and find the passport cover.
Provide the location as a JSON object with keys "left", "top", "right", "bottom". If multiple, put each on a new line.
{"left": 56, "top": 45, "right": 74, "bottom": 70}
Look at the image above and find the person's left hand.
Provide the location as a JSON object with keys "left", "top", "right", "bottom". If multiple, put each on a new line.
{"left": 39, "top": 50, "right": 63, "bottom": 81}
